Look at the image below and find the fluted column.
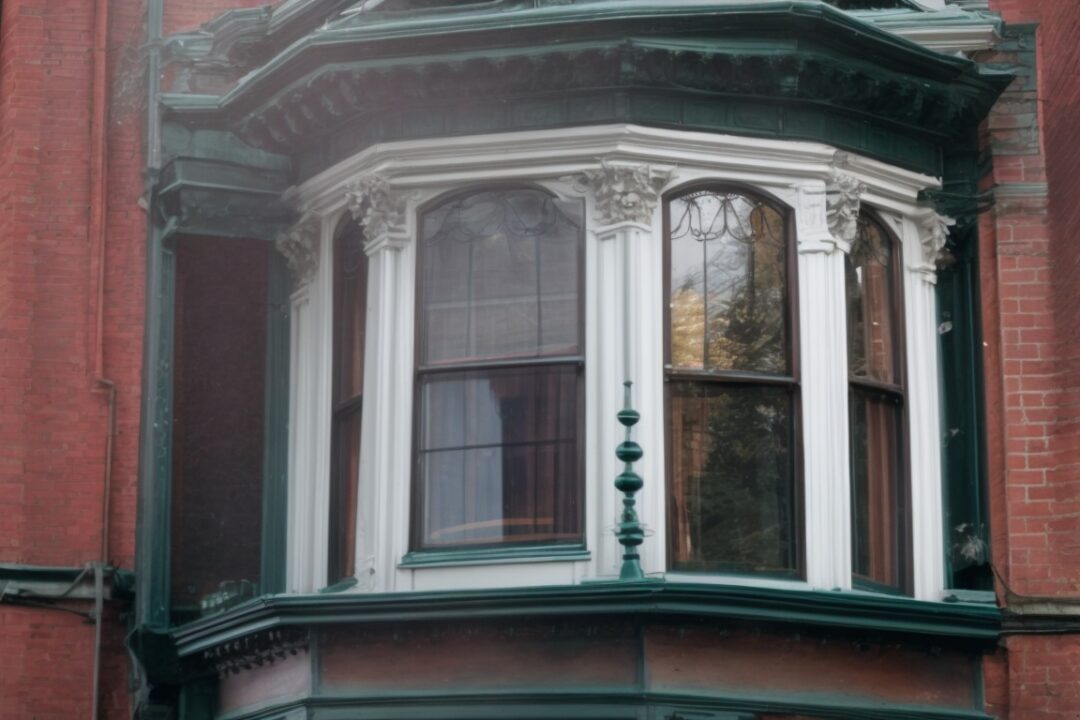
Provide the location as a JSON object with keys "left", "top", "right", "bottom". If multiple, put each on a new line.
{"left": 566, "top": 161, "right": 671, "bottom": 577}
{"left": 277, "top": 213, "right": 327, "bottom": 593}
{"left": 904, "top": 208, "right": 952, "bottom": 601}
{"left": 796, "top": 171, "right": 861, "bottom": 590}
{"left": 346, "top": 174, "right": 413, "bottom": 592}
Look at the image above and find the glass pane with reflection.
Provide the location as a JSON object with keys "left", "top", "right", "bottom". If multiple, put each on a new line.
{"left": 850, "top": 388, "right": 905, "bottom": 588}
{"left": 846, "top": 217, "right": 897, "bottom": 384}
{"left": 669, "top": 381, "right": 797, "bottom": 574}
{"left": 422, "top": 189, "right": 582, "bottom": 365}
{"left": 669, "top": 191, "right": 788, "bottom": 374}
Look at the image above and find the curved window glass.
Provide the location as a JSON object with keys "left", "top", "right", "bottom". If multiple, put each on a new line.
{"left": 415, "top": 187, "right": 584, "bottom": 550}
{"left": 845, "top": 212, "right": 908, "bottom": 591}
{"left": 666, "top": 187, "right": 800, "bottom": 576}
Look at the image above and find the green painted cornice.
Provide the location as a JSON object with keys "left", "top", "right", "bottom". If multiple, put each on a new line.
{"left": 225, "top": 691, "right": 993, "bottom": 720}
{"left": 169, "top": 580, "right": 1001, "bottom": 659}
{"left": 158, "top": 1, "right": 1008, "bottom": 180}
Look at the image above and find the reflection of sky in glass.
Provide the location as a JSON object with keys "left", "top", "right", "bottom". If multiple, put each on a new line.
{"left": 669, "top": 192, "right": 787, "bottom": 374}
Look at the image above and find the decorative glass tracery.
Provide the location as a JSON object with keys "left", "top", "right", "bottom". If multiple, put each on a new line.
{"left": 666, "top": 187, "right": 799, "bottom": 576}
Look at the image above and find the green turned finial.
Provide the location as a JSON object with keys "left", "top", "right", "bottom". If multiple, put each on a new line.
{"left": 615, "top": 381, "right": 645, "bottom": 581}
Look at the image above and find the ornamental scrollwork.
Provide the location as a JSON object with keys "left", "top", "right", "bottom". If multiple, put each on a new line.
{"left": 564, "top": 161, "right": 673, "bottom": 226}
{"left": 915, "top": 208, "right": 955, "bottom": 277}
{"left": 345, "top": 174, "right": 409, "bottom": 241}
{"left": 274, "top": 214, "right": 320, "bottom": 286}
{"left": 826, "top": 169, "right": 865, "bottom": 251}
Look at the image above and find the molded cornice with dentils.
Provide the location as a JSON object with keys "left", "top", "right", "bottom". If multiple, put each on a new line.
{"left": 169, "top": 581, "right": 1001, "bottom": 662}
{"left": 158, "top": 1, "right": 1009, "bottom": 180}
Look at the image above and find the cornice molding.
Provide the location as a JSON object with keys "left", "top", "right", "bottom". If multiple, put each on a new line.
{"left": 563, "top": 161, "right": 674, "bottom": 226}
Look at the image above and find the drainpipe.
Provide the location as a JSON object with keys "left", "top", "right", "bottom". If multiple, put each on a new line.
{"left": 88, "top": 0, "right": 113, "bottom": 715}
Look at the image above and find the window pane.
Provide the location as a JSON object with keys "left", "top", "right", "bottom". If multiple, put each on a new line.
{"left": 669, "top": 382, "right": 797, "bottom": 574}
{"left": 330, "top": 410, "right": 362, "bottom": 580}
{"left": 418, "top": 365, "right": 581, "bottom": 548}
{"left": 850, "top": 388, "right": 905, "bottom": 588}
{"left": 421, "top": 189, "right": 582, "bottom": 365}
{"left": 336, "top": 226, "right": 368, "bottom": 401}
{"left": 846, "top": 217, "right": 897, "bottom": 384}
{"left": 669, "top": 191, "right": 788, "bottom": 374}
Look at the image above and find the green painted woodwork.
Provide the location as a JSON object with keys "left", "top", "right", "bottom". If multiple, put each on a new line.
{"left": 135, "top": 215, "right": 176, "bottom": 630}
{"left": 261, "top": 252, "right": 291, "bottom": 596}
{"left": 159, "top": 1, "right": 1008, "bottom": 183}
{"left": 213, "top": 690, "right": 992, "bottom": 720}
{"left": 155, "top": 156, "right": 293, "bottom": 240}
{"left": 401, "top": 545, "right": 591, "bottom": 568}
{"left": 169, "top": 581, "right": 1000, "bottom": 661}
{"left": 615, "top": 382, "right": 646, "bottom": 581}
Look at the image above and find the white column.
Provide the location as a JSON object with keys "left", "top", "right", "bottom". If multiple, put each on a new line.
{"left": 903, "top": 210, "right": 950, "bottom": 601}
{"left": 279, "top": 214, "right": 329, "bottom": 594}
{"left": 566, "top": 162, "right": 671, "bottom": 578}
{"left": 348, "top": 175, "right": 413, "bottom": 593}
{"left": 797, "top": 179, "right": 852, "bottom": 590}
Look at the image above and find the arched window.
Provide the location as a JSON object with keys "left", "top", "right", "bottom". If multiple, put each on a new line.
{"left": 413, "top": 187, "right": 585, "bottom": 550}
{"left": 845, "top": 212, "right": 909, "bottom": 591}
{"left": 665, "top": 186, "right": 800, "bottom": 576}
{"left": 329, "top": 218, "right": 369, "bottom": 584}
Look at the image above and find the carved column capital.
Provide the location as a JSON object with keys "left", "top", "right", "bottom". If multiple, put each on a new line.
{"left": 345, "top": 174, "right": 410, "bottom": 250}
{"left": 274, "top": 214, "right": 321, "bottom": 286}
{"left": 826, "top": 169, "right": 866, "bottom": 253}
{"left": 564, "top": 161, "right": 673, "bottom": 227}
{"left": 912, "top": 208, "right": 955, "bottom": 282}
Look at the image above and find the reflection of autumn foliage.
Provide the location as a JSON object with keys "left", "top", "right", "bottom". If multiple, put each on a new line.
{"left": 670, "top": 286, "right": 705, "bottom": 369}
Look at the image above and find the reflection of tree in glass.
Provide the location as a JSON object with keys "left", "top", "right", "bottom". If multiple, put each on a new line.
{"left": 669, "top": 192, "right": 787, "bottom": 374}
{"left": 673, "top": 337, "right": 793, "bottom": 570}
{"left": 668, "top": 190, "right": 795, "bottom": 574}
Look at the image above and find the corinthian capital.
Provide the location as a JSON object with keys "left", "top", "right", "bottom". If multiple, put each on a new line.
{"left": 913, "top": 208, "right": 955, "bottom": 280}
{"left": 564, "top": 161, "right": 673, "bottom": 226}
{"left": 345, "top": 174, "right": 409, "bottom": 244}
{"left": 826, "top": 169, "right": 865, "bottom": 252}
{"left": 275, "top": 214, "right": 320, "bottom": 286}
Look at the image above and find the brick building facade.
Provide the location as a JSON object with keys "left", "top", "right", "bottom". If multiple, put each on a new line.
{"left": 0, "top": 0, "right": 1078, "bottom": 718}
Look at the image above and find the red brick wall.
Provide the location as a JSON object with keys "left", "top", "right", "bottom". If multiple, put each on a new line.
{"left": 985, "top": 0, "right": 1080, "bottom": 717}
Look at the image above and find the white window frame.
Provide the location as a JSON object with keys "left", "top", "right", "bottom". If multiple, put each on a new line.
{"left": 279, "top": 124, "right": 951, "bottom": 601}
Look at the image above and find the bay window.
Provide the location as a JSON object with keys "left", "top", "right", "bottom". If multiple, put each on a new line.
{"left": 282, "top": 125, "right": 949, "bottom": 601}
{"left": 413, "top": 187, "right": 585, "bottom": 551}
{"left": 665, "top": 187, "right": 800, "bottom": 576}
{"left": 846, "top": 212, "right": 910, "bottom": 592}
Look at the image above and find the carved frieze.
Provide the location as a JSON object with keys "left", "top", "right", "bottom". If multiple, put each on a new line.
{"left": 275, "top": 214, "right": 321, "bottom": 286}
{"left": 345, "top": 174, "right": 409, "bottom": 247}
{"left": 564, "top": 161, "right": 673, "bottom": 226}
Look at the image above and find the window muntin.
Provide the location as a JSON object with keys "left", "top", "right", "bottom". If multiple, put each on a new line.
{"left": 329, "top": 220, "right": 369, "bottom": 584}
{"left": 665, "top": 187, "right": 800, "bottom": 576}
{"left": 414, "top": 187, "right": 585, "bottom": 551}
{"left": 845, "top": 213, "right": 909, "bottom": 591}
